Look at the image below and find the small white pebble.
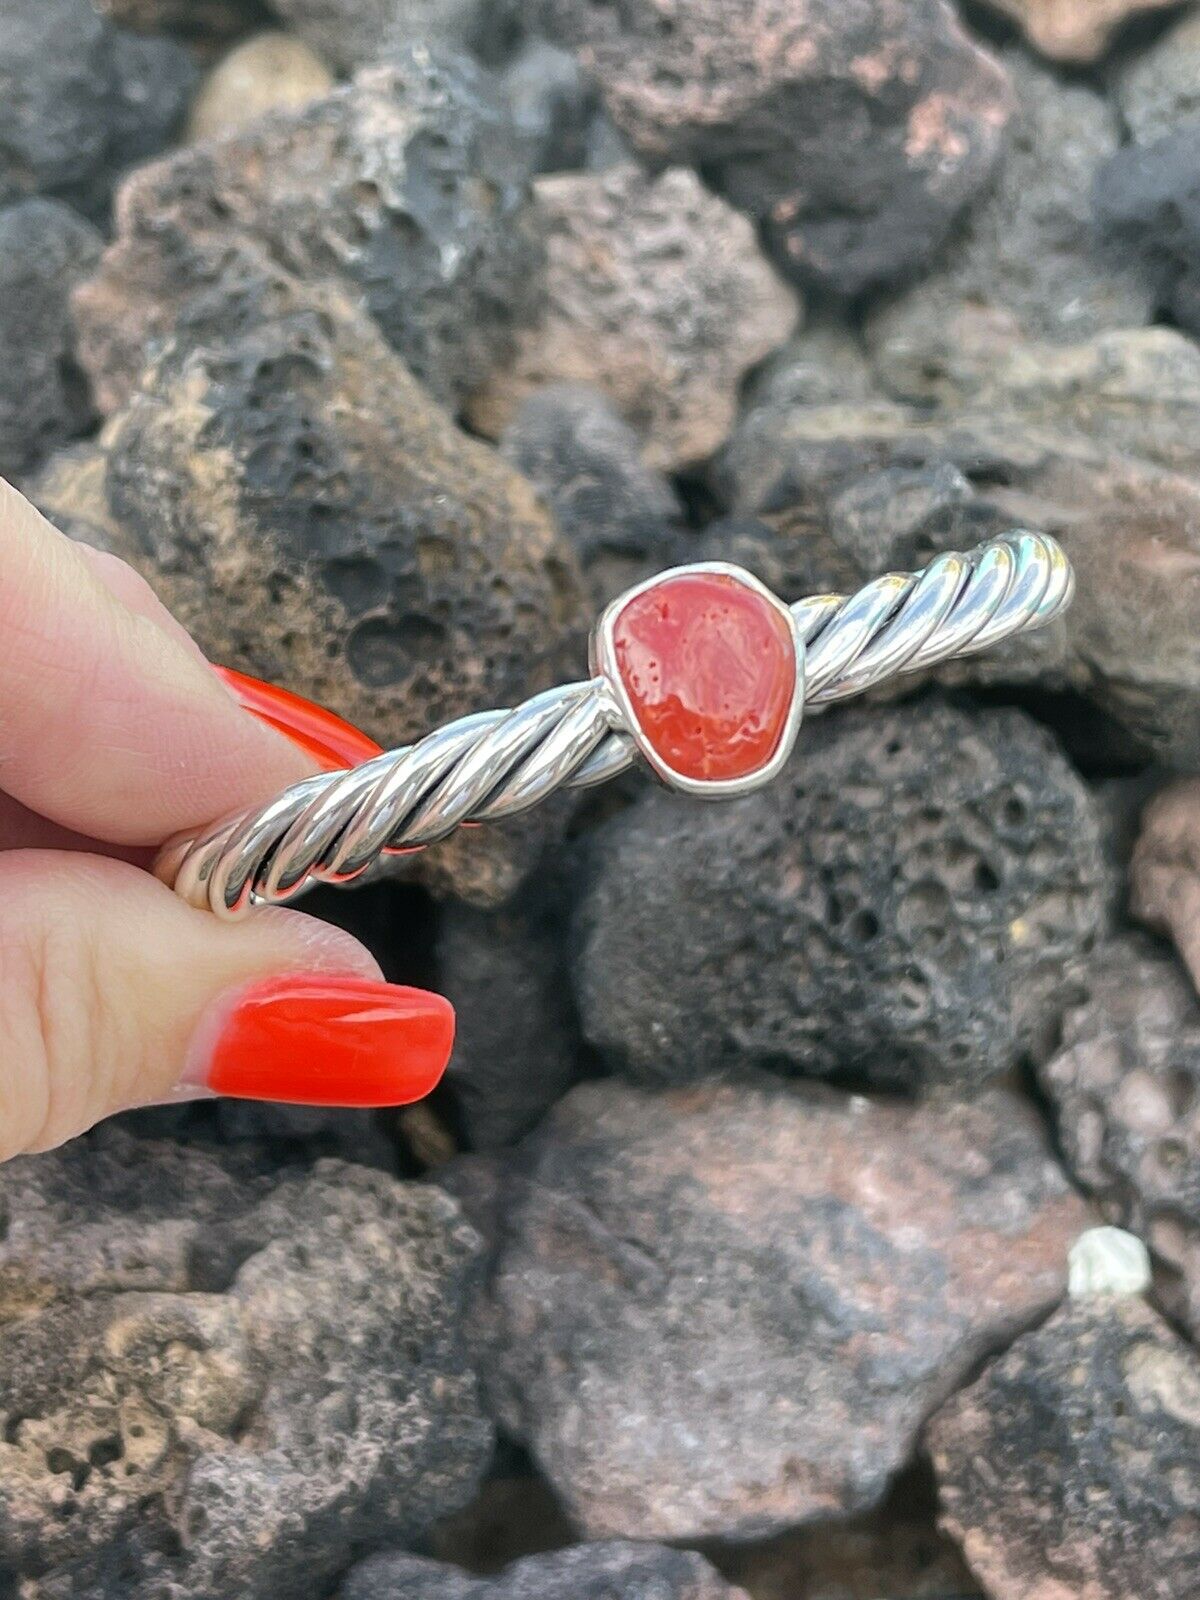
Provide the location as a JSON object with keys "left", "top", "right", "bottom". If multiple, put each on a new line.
{"left": 1068, "top": 1225, "right": 1152, "bottom": 1299}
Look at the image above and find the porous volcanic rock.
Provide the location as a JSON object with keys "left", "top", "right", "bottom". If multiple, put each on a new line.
{"left": 929, "top": 1295, "right": 1200, "bottom": 1600}
{"left": 0, "top": 201, "right": 102, "bottom": 483}
{"left": 340, "top": 1542, "right": 748, "bottom": 1600}
{"left": 269, "top": 0, "right": 503, "bottom": 75}
{"left": 99, "top": 0, "right": 270, "bottom": 51}
{"left": 445, "top": 1078, "right": 1086, "bottom": 1541}
{"left": 867, "top": 53, "right": 1151, "bottom": 393}
{"left": 0, "top": 0, "right": 196, "bottom": 219}
{"left": 1131, "top": 777, "right": 1200, "bottom": 987}
{"left": 531, "top": 0, "right": 1012, "bottom": 295}
{"left": 187, "top": 31, "right": 335, "bottom": 142}
{"left": 975, "top": 0, "right": 1179, "bottom": 62}
{"left": 468, "top": 164, "right": 798, "bottom": 471}
{"left": 716, "top": 322, "right": 1200, "bottom": 765}
{"left": 0, "top": 1130, "right": 492, "bottom": 1599}
{"left": 574, "top": 699, "right": 1105, "bottom": 1093}
{"left": 1039, "top": 937, "right": 1200, "bottom": 1336}
{"left": 1117, "top": 8, "right": 1200, "bottom": 144}
{"left": 1095, "top": 126, "right": 1200, "bottom": 339}
{"left": 498, "top": 42, "right": 616, "bottom": 176}
{"left": 438, "top": 867, "right": 585, "bottom": 1149}
{"left": 501, "top": 384, "right": 690, "bottom": 610}
{"left": 43, "top": 262, "right": 587, "bottom": 906}
{"left": 73, "top": 47, "right": 542, "bottom": 415}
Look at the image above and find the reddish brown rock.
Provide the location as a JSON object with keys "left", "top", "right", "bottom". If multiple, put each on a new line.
{"left": 977, "top": 0, "right": 1180, "bottom": 62}
{"left": 446, "top": 1079, "right": 1087, "bottom": 1542}
{"left": 929, "top": 1295, "right": 1200, "bottom": 1600}
{"left": 1040, "top": 938, "right": 1200, "bottom": 1338}
{"left": 468, "top": 164, "right": 797, "bottom": 470}
{"left": 1131, "top": 778, "right": 1200, "bottom": 991}
{"left": 531, "top": 0, "right": 1012, "bottom": 295}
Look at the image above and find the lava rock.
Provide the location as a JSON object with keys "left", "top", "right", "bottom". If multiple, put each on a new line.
{"left": 1039, "top": 937, "right": 1200, "bottom": 1337}
{"left": 974, "top": 0, "right": 1179, "bottom": 62}
{"left": 0, "top": 201, "right": 102, "bottom": 483}
{"left": 498, "top": 41, "right": 615, "bottom": 176}
{"left": 268, "top": 0, "right": 505, "bottom": 75}
{"left": 187, "top": 31, "right": 335, "bottom": 142}
{"left": 445, "top": 1078, "right": 1086, "bottom": 1541}
{"left": 929, "top": 1295, "right": 1200, "bottom": 1599}
{"left": 45, "top": 262, "right": 588, "bottom": 906}
{"left": 439, "top": 866, "right": 585, "bottom": 1149}
{"left": 0, "top": 1129, "right": 492, "bottom": 1598}
{"left": 468, "top": 164, "right": 798, "bottom": 471}
{"left": 340, "top": 1542, "right": 747, "bottom": 1600}
{"left": 73, "top": 47, "right": 542, "bottom": 416}
{"left": 531, "top": 0, "right": 1012, "bottom": 295}
{"left": 0, "top": 0, "right": 196, "bottom": 219}
{"left": 1118, "top": 8, "right": 1200, "bottom": 144}
{"left": 99, "top": 0, "right": 270, "bottom": 52}
{"left": 716, "top": 322, "right": 1200, "bottom": 765}
{"left": 868, "top": 52, "right": 1152, "bottom": 396}
{"left": 1131, "top": 777, "right": 1200, "bottom": 987}
{"left": 501, "top": 384, "right": 690, "bottom": 610}
{"left": 1095, "top": 126, "right": 1200, "bottom": 333}
{"left": 574, "top": 699, "right": 1105, "bottom": 1093}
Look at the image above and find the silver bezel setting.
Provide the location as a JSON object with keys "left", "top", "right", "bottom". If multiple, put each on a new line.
{"left": 589, "top": 561, "right": 807, "bottom": 799}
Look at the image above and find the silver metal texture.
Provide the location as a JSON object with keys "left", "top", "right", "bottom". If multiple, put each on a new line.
{"left": 157, "top": 531, "right": 1074, "bottom": 919}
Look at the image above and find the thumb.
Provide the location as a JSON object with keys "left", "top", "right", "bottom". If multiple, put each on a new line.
{"left": 0, "top": 851, "right": 454, "bottom": 1159}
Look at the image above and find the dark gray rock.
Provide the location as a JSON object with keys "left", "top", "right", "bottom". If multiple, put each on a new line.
{"left": 0, "top": 1129, "right": 492, "bottom": 1599}
{"left": 340, "top": 1542, "right": 748, "bottom": 1600}
{"left": 868, "top": 52, "right": 1152, "bottom": 401}
{"left": 1117, "top": 9, "right": 1200, "bottom": 145}
{"left": 929, "top": 1295, "right": 1200, "bottom": 1600}
{"left": 1095, "top": 127, "right": 1200, "bottom": 335}
{"left": 531, "top": 0, "right": 1012, "bottom": 295}
{"left": 0, "top": 201, "right": 101, "bottom": 483}
{"left": 498, "top": 42, "right": 618, "bottom": 176}
{"left": 445, "top": 1078, "right": 1086, "bottom": 1541}
{"left": 574, "top": 699, "right": 1105, "bottom": 1093}
{"left": 100, "top": 0, "right": 270, "bottom": 53}
{"left": 467, "top": 163, "right": 798, "bottom": 471}
{"left": 268, "top": 0, "right": 507, "bottom": 75}
{"left": 716, "top": 321, "right": 1200, "bottom": 766}
{"left": 501, "top": 384, "right": 690, "bottom": 610}
{"left": 42, "top": 260, "right": 588, "bottom": 906}
{"left": 439, "top": 867, "right": 585, "bottom": 1149}
{"left": 0, "top": 0, "right": 195, "bottom": 219}
{"left": 1039, "top": 936, "right": 1200, "bottom": 1339}
{"left": 73, "top": 47, "right": 542, "bottom": 415}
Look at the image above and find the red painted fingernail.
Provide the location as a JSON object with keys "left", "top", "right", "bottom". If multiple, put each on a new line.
{"left": 215, "top": 666, "right": 383, "bottom": 772}
{"left": 185, "top": 975, "right": 455, "bottom": 1106}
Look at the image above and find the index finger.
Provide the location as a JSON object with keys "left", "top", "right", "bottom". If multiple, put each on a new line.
{"left": 0, "top": 476, "right": 317, "bottom": 845}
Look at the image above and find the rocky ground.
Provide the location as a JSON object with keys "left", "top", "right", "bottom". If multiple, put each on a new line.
{"left": 3, "top": 0, "right": 1200, "bottom": 1595}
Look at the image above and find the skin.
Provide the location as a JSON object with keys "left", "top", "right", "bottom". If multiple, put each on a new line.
{"left": 0, "top": 475, "right": 383, "bottom": 1160}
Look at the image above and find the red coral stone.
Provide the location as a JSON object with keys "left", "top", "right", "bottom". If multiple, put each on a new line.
{"left": 611, "top": 572, "right": 797, "bottom": 783}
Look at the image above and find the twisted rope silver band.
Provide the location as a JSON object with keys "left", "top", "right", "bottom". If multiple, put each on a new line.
{"left": 157, "top": 531, "right": 1073, "bottom": 919}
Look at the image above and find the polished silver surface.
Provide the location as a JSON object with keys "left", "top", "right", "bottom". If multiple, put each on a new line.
{"left": 157, "top": 531, "right": 1074, "bottom": 919}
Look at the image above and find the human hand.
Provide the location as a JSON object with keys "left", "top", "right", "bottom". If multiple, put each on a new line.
{"left": 0, "top": 476, "right": 453, "bottom": 1160}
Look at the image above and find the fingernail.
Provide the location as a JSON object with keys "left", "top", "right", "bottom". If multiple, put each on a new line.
{"left": 185, "top": 975, "right": 455, "bottom": 1106}
{"left": 214, "top": 666, "right": 383, "bottom": 772}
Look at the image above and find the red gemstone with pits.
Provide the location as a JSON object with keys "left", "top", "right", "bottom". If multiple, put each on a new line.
{"left": 611, "top": 571, "right": 798, "bottom": 784}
